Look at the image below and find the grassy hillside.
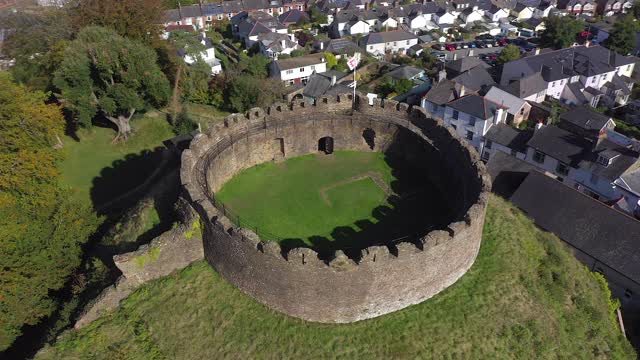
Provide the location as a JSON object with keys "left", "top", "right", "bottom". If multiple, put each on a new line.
{"left": 36, "top": 196, "right": 635, "bottom": 359}
{"left": 59, "top": 113, "right": 174, "bottom": 208}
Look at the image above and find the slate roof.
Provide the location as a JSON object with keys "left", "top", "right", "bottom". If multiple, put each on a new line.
{"left": 526, "top": 125, "right": 592, "bottom": 167}
{"left": 501, "top": 45, "right": 636, "bottom": 85}
{"left": 447, "top": 95, "right": 503, "bottom": 120}
{"left": 511, "top": 171, "right": 640, "bottom": 285}
{"left": 362, "top": 30, "right": 417, "bottom": 45}
{"left": 387, "top": 65, "right": 423, "bottom": 80}
{"left": 445, "top": 57, "right": 490, "bottom": 75}
{"left": 580, "top": 138, "right": 639, "bottom": 181}
{"left": 485, "top": 124, "right": 533, "bottom": 152}
{"left": 303, "top": 72, "right": 350, "bottom": 98}
{"left": 484, "top": 86, "right": 527, "bottom": 116}
{"left": 274, "top": 53, "right": 326, "bottom": 70}
{"left": 559, "top": 106, "right": 611, "bottom": 132}
{"left": 316, "top": 38, "right": 360, "bottom": 55}
{"left": 452, "top": 66, "right": 496, "bottom": 93}
{"left": 503, "top": 72, "right": 547, "bottom": 98}
{"left": 423, "top": 79, "right": 458, "bottom": 106}
{"left": 278, "top": 9, "right": 310, "bottom": 24}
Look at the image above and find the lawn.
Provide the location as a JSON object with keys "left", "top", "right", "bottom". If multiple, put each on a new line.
{"left": 59, "top": 112, "right": 175, "bottom": 209}
{"left": 216, "top": 151, "right": 402, "bottom": 248}
{"left": 35, "top": 195, "right": 635, "bottom": 359}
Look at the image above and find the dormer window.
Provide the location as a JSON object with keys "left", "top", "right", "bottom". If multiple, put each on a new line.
{"left": 597, "top": 151, "right": 619, "bottom": 166}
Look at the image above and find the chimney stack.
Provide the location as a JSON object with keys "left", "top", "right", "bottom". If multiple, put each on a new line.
{"left": 535, "top": 120, "right": 544, "bottom": 130}
{"left": 331, "top": 75, "right": 337, "bottom": 86}
{"left": 438, "top": 68, "right": 447, "bottom": 82}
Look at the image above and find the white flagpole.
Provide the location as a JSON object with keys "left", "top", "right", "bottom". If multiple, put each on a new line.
{"left": 353, "top": 65, "right": 357, "bottom": 109}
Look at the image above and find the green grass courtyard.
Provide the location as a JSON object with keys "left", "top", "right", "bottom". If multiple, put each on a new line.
{"left": 216, "top": 151, "right": 450, "bottom": 251}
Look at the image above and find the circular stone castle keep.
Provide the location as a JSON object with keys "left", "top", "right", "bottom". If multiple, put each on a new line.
{"left": 180, "top": 93, "right": 491, "bottom": 323}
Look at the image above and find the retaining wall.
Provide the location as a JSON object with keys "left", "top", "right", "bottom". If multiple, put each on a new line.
{"left": 180, "top": 93, "right": 491, "bottom": 323}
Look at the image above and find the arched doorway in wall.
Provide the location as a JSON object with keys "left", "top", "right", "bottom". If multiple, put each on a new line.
{"left": 363, "top": 128, "right": 376, "bottom": 150}
{"left": 318, "top": 136, "right": 334, "bottom": 154}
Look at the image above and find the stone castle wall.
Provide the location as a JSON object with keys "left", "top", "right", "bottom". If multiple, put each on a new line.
{"left": 180, "top": 93, "right": 491, "bottom": 323}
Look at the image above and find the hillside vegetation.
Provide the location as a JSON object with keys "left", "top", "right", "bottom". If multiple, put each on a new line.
{"left": 36, "top": 196, "right": 635, "bottom": 359}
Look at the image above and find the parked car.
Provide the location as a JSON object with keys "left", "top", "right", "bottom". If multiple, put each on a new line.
{"left": 475, "top": 34, "right": 494, "bottom": 41}
{"left": 455, "top": 36, "right": 464, "bottom": 42}
{"left": 474, "top": 40, "right": 486, "bottom": 48}
{"left": 432, "top": 43, "right": 444, "bottom": 51}
{"left": 460, "top": 42, "right": 469, "bottom": 49}
{"left": 432, "top": 51, "right": 447, "bottom": 61}
{"left": 467, "top": 42, "right": 477, "bottom": 48}
{"left": 445, "top": 43, "right": 456, "bottom": 51}
{"left": 484, "top": 40, "right": 493, "bottom": 48}
{"left": 498, "top": 38, "right": 508, "bottom": 46}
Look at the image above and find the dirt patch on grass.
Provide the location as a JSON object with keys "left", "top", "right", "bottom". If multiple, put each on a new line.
{"left": 319, "top": 171, "right": 392, "bottom": 206}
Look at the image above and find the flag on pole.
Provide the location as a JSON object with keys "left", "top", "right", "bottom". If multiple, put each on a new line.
{"left": 347, "top": 52, "right": 361, "bottom": 71}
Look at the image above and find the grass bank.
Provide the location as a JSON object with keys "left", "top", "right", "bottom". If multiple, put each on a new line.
{"left": 36, "top": 195, "right": 635, "bottom": 359}
{"left": 59, "top": 112, "right": 174, "bottom": 208}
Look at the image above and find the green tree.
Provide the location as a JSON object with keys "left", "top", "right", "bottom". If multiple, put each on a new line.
{"left": 68, "top": 0, "right": 165, "bottom": 43}
{"left": 226, "top": 75, "right": 285, "bottom": 112}
{"left": 0, "top": 74, "right": 99, "bottom": 351}
{"left": 325, "top": 52, "right": 338, "bottom": 69}
{"left": 2, "top": 10, "right": 74, "bottom": 90}
{"left": 236, "top": 53, "right": 271, "bottom": 78}
{"left": 632, "top": 2, "right": 640, "bottom": 19}
{"left": 310, "top": 7, "right": 328, "bottom": 25}
{"left": 54, "top": 26, "right": 170, "bottom": 141}
{"left": 394, "top": 78, "right": 414, "bottom": 94}
{"left": 540, "top": 15, "right": 585, "bottom": 49}
{"left": 606, "top": 15, "right": 638, "bottom": 55}
{"left": 498, "top": 44, "right": 522, "bottom": 64}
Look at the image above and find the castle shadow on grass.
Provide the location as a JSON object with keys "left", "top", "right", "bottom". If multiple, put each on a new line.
{"left": 218, "top": 150, "right": 454, "bottom": 260}
{"left": 280, "top": 152, "right": 454, "bottom": 259}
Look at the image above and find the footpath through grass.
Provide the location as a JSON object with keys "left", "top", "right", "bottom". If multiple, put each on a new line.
{"left": 36, "top": 196, "right": 635, "bottom": 359}
{"left": 59, "top": 113, "right": 174, "bottom": 208}
{"left": 216, "top": 151, "right": 395, "bottom": 245}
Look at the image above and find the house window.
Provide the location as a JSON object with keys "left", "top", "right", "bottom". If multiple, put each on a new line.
{"left": 466, "top": 131, "right": 474, "bottom": 140}
{"left": 556, "top": 162, "right": 569, "bottom": 176}
{"left": 218, "top": 15, "right": 223, "bottom": 20}
{"left": 597, "top": 155, "right": 610, "bottom": 166}
{"left": 590, "top": 173, "right": 599, "bottom": 184}
{"left": 300, "top": 67, "right": 305, "bottom": 72}
{"left": 311, "top": 65, "right": 315, "bottom": 71}
{"left": 485, "top": 140, "right": 493, "bottom": 149}
{"left": 394, "top": 41, "right": 397, "bottom": 46}
{"left": 406, "top": 40, "right": 410, "bottom": 45}
{"left": 369, "top": 45, "right": 373, "bottom": 49}
{"left": 286, "top": 69, "right": 293, "bottom": 74}
{"left": 452, "top": 110, "right": 459, "bottom": 120}
{"left": 551, "top": 81, "right": 555, "bottom": 87}
{"left": 533, "top": 150, "right": 545, "bottom": 163}
{"left": 468, "top": 116, "right": 476, "bottom": 126}
{"left": 627, "top": 65, "right": 631, "bottom": 71}
{"left": 207, "top": 16, "right": 212, "bottom": 20}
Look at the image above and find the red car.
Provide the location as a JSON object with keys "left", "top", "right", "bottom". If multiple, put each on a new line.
{"left": 445, "top": 43, "right": 456, "bottom": 51}
{"left": 498, "top": 39, "right": 508, "bottom": 46}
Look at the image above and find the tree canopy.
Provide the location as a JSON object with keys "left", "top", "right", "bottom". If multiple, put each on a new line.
{"left": 606, "top": 15, "right": 638, "bottom": 55}
{"left": 498, "top": 44, "right": 521, "bottom": 64}
{"left": 54, "top": 26, "right": 170, "bottom": 141}
{"left": 0, "top": 74, "right": 99, "bottom": 351}
{"left": 66, "top": 0, "right": 165, "bottom": 43}
{"left": 540, "top": 15, "right": 585, "bottom": 49}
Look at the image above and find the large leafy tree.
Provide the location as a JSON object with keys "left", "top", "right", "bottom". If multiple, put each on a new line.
{"left": 2, "top": 10, "right": 74, "bottom": 90}
{"left": 540, "top": 15, "right": 585, "bottom": 49}
{"left": 54, "top": 26, "right": 170, "bottom": 141}
{"left": 0, "top": 74, "right": 99, "bottom": 351}
{"left": 66, "top": 0, "right": 165, "bottom": 43}
{"left": 606, "top": 15, "right": 638, "bottom": 55}
{"left": 498, "top": 44, "right": 521, "bottom": 64}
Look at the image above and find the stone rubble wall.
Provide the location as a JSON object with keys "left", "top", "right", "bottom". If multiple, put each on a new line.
{"left": 180, "top": 93, "right": 491, "bottom": 323}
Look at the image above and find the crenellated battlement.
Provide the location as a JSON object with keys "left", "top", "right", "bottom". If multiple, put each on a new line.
{"left": 181, "top": 93, "right": 490, "bottom": 323}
